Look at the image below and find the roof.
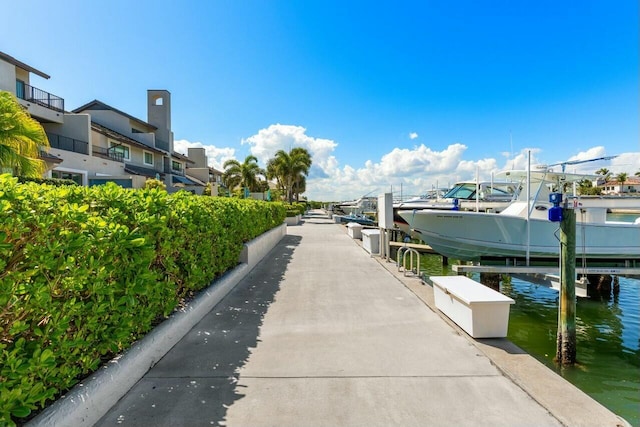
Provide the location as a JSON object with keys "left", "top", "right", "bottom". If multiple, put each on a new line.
{"left": 91, "top": 122, "right": 167, "bottom": 154}
{"left": 73, "top": 100, "right": 157, "bottom": 131}
{"left": 39, "top": 151, "right": 63, "bottom": 164}
{"left": 172, "top": 175, "right": 202, "bottom": 186}
{"left": 172, "top": 151, "right": 195, "bottom": 164}
{"left": 0, "top": 51, "right": 50, "bottom": 79}
{"left": 605, "top": 177, "right": 640, "bottom": 185}
{"left": 125, "top": 164, "right": 163, "bottom": 178}
{"left": 184, "top": 174, "right": 207, "bottom": 186}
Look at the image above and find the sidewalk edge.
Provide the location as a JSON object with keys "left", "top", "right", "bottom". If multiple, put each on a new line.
{"left": 26, "top": 224, "right": 286, "bottom": 427}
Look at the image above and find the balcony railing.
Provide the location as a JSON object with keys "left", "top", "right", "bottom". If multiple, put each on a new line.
{"left": 47, "top": 132, "right": 89, "bottom": 155}
{"left": 169, "top": 166, "right": 185, "bottom": 176}
{"left": 16, "top": 80, "right": 65, "bottom": 112}
{"left": 164, "top": 158, "right": 185, "bottom": 176}
{"left": 92, "top": 145, "right": 124, "bottom": 162}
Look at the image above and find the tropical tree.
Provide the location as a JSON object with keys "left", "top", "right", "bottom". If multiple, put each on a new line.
{"left": 266, "top": 157, "right": 285, "bottom": 196}
{"left": 616, "top": 172, "right": 628, "bottom": 193}
{"left": 0, "top": 91, "right": 49, "bottom": 177}
{"left": 222, "top": 155, "right": 265, "bottom": 195}
{"left": 577, "top": 179, "right": 601, "bottom": 196}
{"left": 292, "top": 174, "right": 307, "bottom": 202}
{"left": 267, "top": 147, "right": 312, "bottom": 203}
{"left": 595, "top": 167, "right": 611, "bottom": 182}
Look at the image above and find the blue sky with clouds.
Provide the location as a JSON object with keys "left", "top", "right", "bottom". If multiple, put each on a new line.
{"left": 2, "top": 0, "right": 638, "bottom": 200}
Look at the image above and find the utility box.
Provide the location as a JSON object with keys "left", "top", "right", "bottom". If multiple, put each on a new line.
{"left": 362, "top": 229, "right": 380, "bottom": 254}
{"left": 377, "top": 193, "right": 393, "bottom": 229}
{"left": 430, "top": 275, "right": 515, "bottom": 338}
{"left": 347, "top": 222, "right": 363, "bottom": 239}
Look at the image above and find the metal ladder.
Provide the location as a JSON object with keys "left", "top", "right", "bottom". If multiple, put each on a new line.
{"left": 397, "top": 246, "right": 421, "bottom": 277}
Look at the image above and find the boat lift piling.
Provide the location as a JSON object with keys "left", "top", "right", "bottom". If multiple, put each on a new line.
{"left": 556, "top": 203, "right": 577, "bottom": 365}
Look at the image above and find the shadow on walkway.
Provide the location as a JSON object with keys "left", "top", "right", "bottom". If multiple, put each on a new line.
{"left": 94, "top": 234, "right": 302, "bottom": 427}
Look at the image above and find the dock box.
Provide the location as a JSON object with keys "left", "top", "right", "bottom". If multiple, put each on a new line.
{"left": 347, "top": 222, "right": 363, "bottom": 239}
{"left": 429, "top": 276, "right": 515, "bottom": 338}
{"left": 361, "top": 229, "right": 380, "bottom": 254}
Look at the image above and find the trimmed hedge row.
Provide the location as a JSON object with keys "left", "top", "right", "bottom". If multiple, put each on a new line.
{"left": 285, "top": 202, "right": 307, "bottom": 217}
{"left": 0, "top": 175, "right": 285, "bottom": 425}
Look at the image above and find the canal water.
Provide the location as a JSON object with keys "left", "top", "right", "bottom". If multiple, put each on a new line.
{"left": 414, "top": 215, "right": 640, "bottom": 426}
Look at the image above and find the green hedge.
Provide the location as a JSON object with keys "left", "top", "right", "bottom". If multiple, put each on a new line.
{"left": 0, "top": 175, "right": 285, "bottom": 425}
{"left": 285, "top": 202, "right": 307, "bottom": 217}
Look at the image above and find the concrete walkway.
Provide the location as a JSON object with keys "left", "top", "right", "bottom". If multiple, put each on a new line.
{"left": 94, "top": 212, "right": 624, "bottom": 427}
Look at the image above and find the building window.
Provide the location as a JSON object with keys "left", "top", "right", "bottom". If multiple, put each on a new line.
{"left": 52, "top": 170, "right": 83, "bottom": 186}
{"left": 143, "top": 151, "right": 154, "bottom": 166}
{"left": 16, "top": 80, "right": 25, "bottom": 99}
{"left": 172, "top": 160, "right": 182, "bottom": 171}
{"left": 109, "top": 141, "right": 130, "bottom": 161}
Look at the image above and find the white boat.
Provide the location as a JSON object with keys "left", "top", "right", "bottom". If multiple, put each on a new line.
{"left": 398, "top": 170, "right": 640, "bottom": 263}
{"left": 333, "top": 196, "right": 377, "bottom": 215}
{"left": 393, "top": 181, "right": 517, "bottom": 236}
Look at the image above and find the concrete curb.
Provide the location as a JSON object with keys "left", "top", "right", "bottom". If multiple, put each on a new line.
{"left": 27, "top": 224, "right": 287, "bottom": 427}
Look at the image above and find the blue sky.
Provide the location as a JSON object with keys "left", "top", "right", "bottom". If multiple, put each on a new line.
{"left": 2, "top": 0, "right": 638, "bottom": 200}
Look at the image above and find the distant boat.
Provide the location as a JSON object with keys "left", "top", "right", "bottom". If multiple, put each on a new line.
{"left": 333, "top": 196, "right": 377, "bottom": 216}
{"left": 398, "top": 170, "right": 640, "bottom": 264}
{"left": 334, "top": 213, "right": 376, "bottom": 226}
{"left": 393, "top": 181, "right": 517, "bottom": 236}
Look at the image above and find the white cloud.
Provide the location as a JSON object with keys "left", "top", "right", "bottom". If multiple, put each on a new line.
{"left": 242, "top": 124, "right": 337, "bottom": 165}
{"left": 177, "top": 128, "right": 640, "bottom": 203}
{"left": 563, "top": 147, "right": 640, "bottom": 175}
{"left": 242, "top": 124, "right": 342, "bottom": 197}
{"left": 610, "top": 152, "right": 640, "bottom": 175}
{"left": 173, "top": 139, "right": 235, "bottom": 171}
{"left": 409, "top": 132, "right": 418, "bottom": 140}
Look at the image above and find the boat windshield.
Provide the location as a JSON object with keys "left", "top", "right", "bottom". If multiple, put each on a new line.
{"left": 442, "top": 183, "right": 515, "bottom": 200}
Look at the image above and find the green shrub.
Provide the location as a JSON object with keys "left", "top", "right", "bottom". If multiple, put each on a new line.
{"left": 16, "top": 176, "right": 78, "bottom": 186}
{"left": 143, "top": 178, "right": 166, "bottom": 191}
{"left": 284, "top": 202, "right": 306, "bottom": 217}
{"left": 0, "top": 175, "right": 285, "bottom": 425}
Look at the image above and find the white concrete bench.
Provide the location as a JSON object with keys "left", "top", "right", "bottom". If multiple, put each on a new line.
{"left": 347, "top": 222, "right": 363, "bottom": 239}
{"left": 361, "top": 229, "right": 380, "bottom": 254}
{"left": 430, "top": 275, "right": 515, "bottom": 338}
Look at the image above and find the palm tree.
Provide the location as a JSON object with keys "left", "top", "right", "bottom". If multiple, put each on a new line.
{"left": 268, "top": 148, "right": 312, "bottom": 203}
{"left": 595, "top": 167, "right": 611, "bottom": 182}
{"left": 292, "top": 174, "right": 307, "bottom": 202}
{"left": 616, "top": 172, "right": 628, "bottom": 194}
{"left": 266, "top": 157, "right": 286, "bottom": 197}
{"left": 222, "top": 155, "right": 265, "bottom": 195}
{"left": 0, "top": 91, "right": 49, "bottom": 177}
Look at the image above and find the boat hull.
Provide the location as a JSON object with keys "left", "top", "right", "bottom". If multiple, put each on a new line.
{"left": 398, "top": 209, "right": 640, "bottom": 262}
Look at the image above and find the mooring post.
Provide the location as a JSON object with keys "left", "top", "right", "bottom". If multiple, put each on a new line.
{"left": 480, "top": 273, "right": 500, "bottom": 291}
{"left": 556, "top": 207, "right": 576, "bottom": 365}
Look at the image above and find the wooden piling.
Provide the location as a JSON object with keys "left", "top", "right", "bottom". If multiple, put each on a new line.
{"left": 480, "top": 273, "right": 501, "bottom": 291}
{"left": 556, "top": 207, "right": 576, "bottom": 365}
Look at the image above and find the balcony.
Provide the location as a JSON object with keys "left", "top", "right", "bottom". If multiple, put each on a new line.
{"left": 16, "top": 81, "right": 64, "bottom": 113}
{"left": 169, "top": 165, "right": 185, "bottom": 176}
{"left": 47, "top": 132, "right": 89, "bottom": 155}
{"left": 164, "top": 157, "right": 185, "bottom": 176}
{"left": 92, "top": 145, "right": 125, "bottom": 162}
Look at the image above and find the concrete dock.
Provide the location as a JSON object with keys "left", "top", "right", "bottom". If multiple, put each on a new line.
{"left": 94, "top": 211, "right": 628, "bottom": 427}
